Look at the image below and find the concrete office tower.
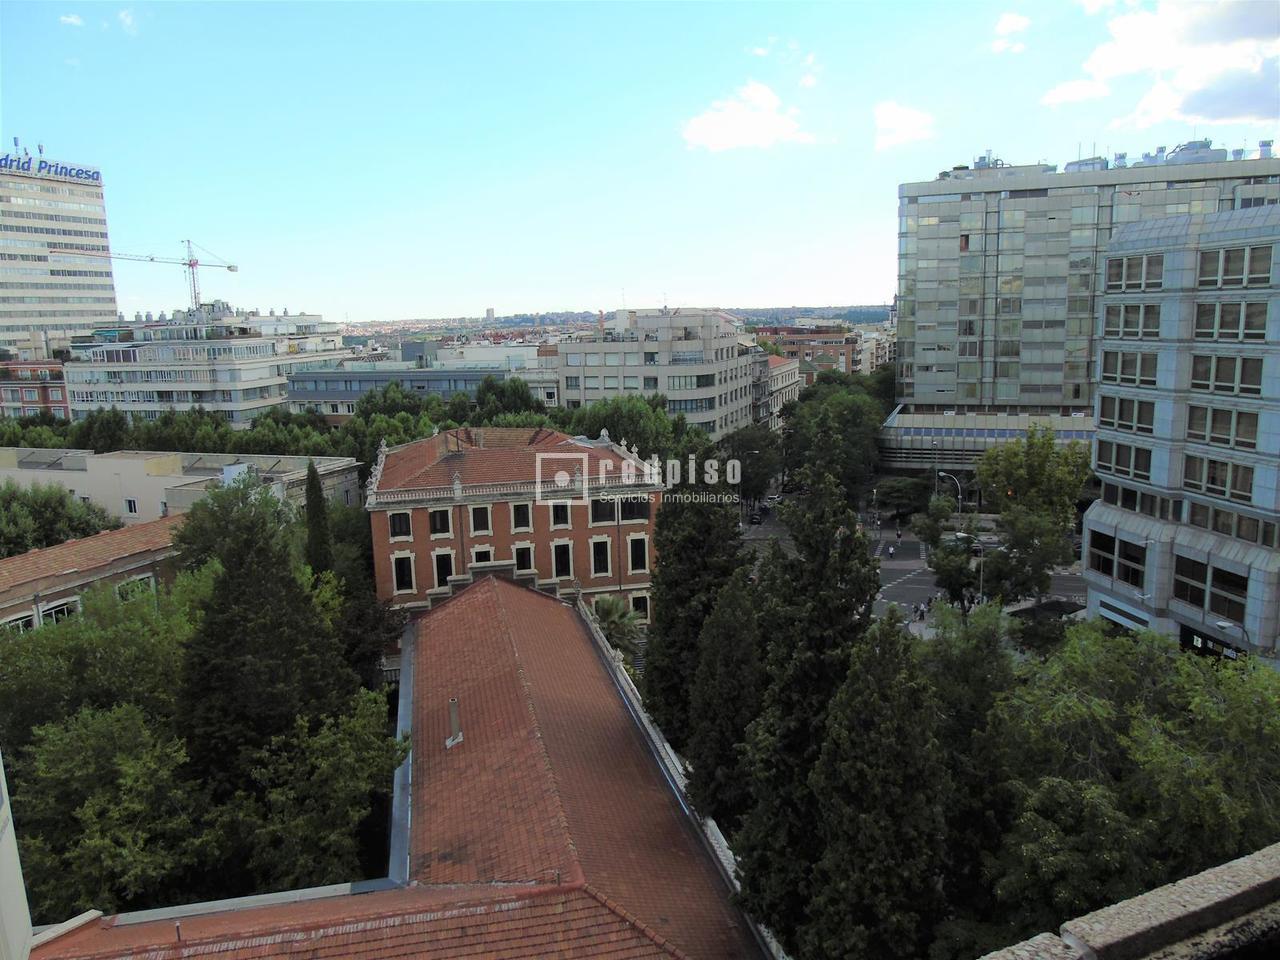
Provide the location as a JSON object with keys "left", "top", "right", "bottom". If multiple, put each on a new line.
{"left": 558, "top": 307, "right": 760, "bottom": 440}
{"left": 886, "top": 142, "right": 1280, "bottom": 471}
{"left": 0, "top": 152, "right": 118, "bottom": 359}
{"left": 1083, "top": 206, "right": 1278, "bottom": 660}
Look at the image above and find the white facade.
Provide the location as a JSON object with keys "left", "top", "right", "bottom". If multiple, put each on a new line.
{"left": 0, "top": 447, "right": 361, "bottom": 523}
{"left": 0, "top": 750, "right": 31, "bottom": 960}
{"left": 65, "top": 302, "right": 352, "bottom": 427}
{"left": 763, "top": 357, "right": 800, "bottom": 430}
{"left": 557, "top": 308, "right": 758, "bottom": 439}
{"left": 0, "top": 154, "right": 118, "bottom": 359}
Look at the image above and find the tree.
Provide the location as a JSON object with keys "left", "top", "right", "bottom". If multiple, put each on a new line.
{"left": 874, "top": 476, "right": 930, "bottom": 521}
{"left": 982, "top": 506, "right": 1073, "bottom": 604}
{"left": 0, "top": 480, "right": 120, "bottom": 559}
{"left": 735, "top": 466, "right": 880, "bottom": 950}
{"left": 303, "top": 461, "right": 332, "bottom": 575}
{"left": 685, "top": 570, "right": 762, "bottom": 829}
{"left": 473, "top": 375, "right": 546, "bottom": 423}
{"left": 568, "top": 393, "right": 679, "bottom": 460}
{"left": 977, "top": 425, "right": 1090, "bottom": 531}
{"left": 645, "top": 439, "right": 743, "bottom": 747}
{"left": 929, "top": 539, "right": 979, "bottom": 609}
{"left": 801, "top": 613, "right": 948, "bottom": 959}
{"left": 719, "top": 424, "right": 782, "bottom": 505}
{"left": 910, "top": 494, "right": 957, "bottom": 551}
{"left": 591, "top": 595, "right": 642, "bottom": 656}
{"left": 231, "top": 690, "right": 409, "bottom": 890}
{"left": 14, "top": 704, "right": 200, "bottom": 923}
{"left": 866, "top": 361, "right": 897, "bottom": 415}
{"left": 177, "top": 487, "right": 357, "bottom": 796}
{"left": 173, "top": 473, "right": 295, "bottom": 571}
{"left": 445, "top": 392, "right": 471, "bottom": 424}
{"left": 783, "top": 388, "right": 882, "bottom": 501}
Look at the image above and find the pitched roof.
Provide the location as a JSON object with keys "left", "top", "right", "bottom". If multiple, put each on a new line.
{"left": 31, "top": 577, "right": 764, "bottom": 960}
{"left": 374, "top": 427, "right": 635, "bottom": 493}
{"left": 0, "top": 514, "right": 183, "bottom": 595}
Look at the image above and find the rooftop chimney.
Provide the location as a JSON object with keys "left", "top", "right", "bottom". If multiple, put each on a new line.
{"left": 445, "top": 697, "right": 463, "bottom": 749}
{"left": 1261, "top": 140, "right": 1274, "bottom": 160}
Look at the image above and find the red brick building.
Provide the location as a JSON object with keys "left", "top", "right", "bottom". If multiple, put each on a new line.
{"left": 0, "top": 361, "right": 69, "bottom": 420}
{"left": 366, "top": 427, "right": 662, "bottom": 621}
{"left": 28, "top": 576, "right": 767, "bottom": 959}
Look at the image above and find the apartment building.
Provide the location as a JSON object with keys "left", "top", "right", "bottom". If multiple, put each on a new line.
{"left": 1083, "top": 207, "right": 1279, "bottom": 660}
{"left": 889, "top": 140, "right": 1280, "bottom": 471}
{"left": 761, "top": 355, "right": 800, "bottom": 430}
{"left": 64, "top": 302, "right": 351, "bottom": 427}
{"left": 287, "top": 359, "right": 559, "bottom": 423}
{"left": 557, "top": 308, "right": 758, "bottom": 439}
{"left": 0, "top": 361, "right": 68, "bottom": 419}
{"left": 754, "top": 327, "right": 861, "bottom": 374}
{"left": 366, "top": 427, "right": 662, "bottom": 619}
{"left": 0, "top": 448, "right": 360, "bottom": 522}
{"left": 0, "top": 150, "right": 118, "bottom": 358}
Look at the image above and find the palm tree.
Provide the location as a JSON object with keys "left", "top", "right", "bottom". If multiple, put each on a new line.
{"left": 592, "top": 595, "right": 641, "bottom": 656}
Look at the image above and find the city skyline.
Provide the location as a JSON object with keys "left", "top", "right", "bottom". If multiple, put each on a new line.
{"left": 2, "top": 0, "right": 1276, "bottom": 323}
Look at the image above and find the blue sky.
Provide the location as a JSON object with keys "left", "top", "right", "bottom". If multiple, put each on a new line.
{"left": 2, "top": 1, "right": 1276, "bottom": 322}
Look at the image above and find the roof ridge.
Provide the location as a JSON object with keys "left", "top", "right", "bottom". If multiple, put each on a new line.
{"left": 488, "top": 577, "right": 586, "bottom": 886}
{"left": 580, "top": 883, "right": 691, "bottom": 959}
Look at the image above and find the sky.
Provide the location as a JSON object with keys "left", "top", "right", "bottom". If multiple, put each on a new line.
{"left": 2, "top": 1, "right": 1277, "bottom": 323}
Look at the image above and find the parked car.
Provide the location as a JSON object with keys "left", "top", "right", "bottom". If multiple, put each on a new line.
{"left": 749, "top": 513, "right": 763, "bottom": 525}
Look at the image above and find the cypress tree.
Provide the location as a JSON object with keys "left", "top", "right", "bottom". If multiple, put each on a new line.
{"left": 800, "top": 612, "right": 949, "bottom": 960}
{"left": 644, "top": 437, "right": 743, "bottom": 749}
{"left": 685, "top": 568, "right": 762, "bottom": 829}
{"left": 304, "top": 460, "right": 332, "bottom": 574}
{"left": 177, "top": 491, "right": 356, "bottom": 798}
{"left": 735, "top": 465, "right": 881, "bottom": 950}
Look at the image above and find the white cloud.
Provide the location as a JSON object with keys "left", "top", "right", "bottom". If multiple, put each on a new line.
{"left": 1076, "top": 0, "right": 1117, "bottom": 14}
{"left": 991, "top": 38, "right": 1026, "bottom": 54}
{"left": 683, "top": 81, "right": 816, "bottom": 152}
{"left": 800, "top": 73, "right": 818, "bottom": 88}
{"left": 805, "top": 52, "right": 816, "bottom": 66}
{"left": 59, "top": 13, "right": 83, "bottom": 26}
{"left": 749, "top": 46, "right": 769, "bottom": 57}
{"left": 873, "top": 101, "right": 936, "bottom": 151}
{"left": 1041, "top": 78, "right": 1111, "bottom": 104}
{"left": 1047, "top": 0, "right": 1280, "bottom": 126}
{"left": 995, "top": 12, "right": 1031, "bottom": 35}
{"left": 117, "top": 9, "right": 136, "bottom": 34}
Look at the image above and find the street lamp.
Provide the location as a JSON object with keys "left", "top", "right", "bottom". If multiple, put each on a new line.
{"left": 932, "top": 440, "right": 939, "bottom": 497}
{"left": 955, "top": 531, "right": 985, "bottom": 601}
{"left": 1216, "top": 619, "right": 1253, "bottom": 652}
{"left": 938, "top": 471, "right": 963, "bottom": 514}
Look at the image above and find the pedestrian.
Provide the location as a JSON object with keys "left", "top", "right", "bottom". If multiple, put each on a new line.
{"left": 896, "top": 528, "right": 903, "bottom": 542}
{"left": 888, "top": 545, "right": 895, "bottom": 559}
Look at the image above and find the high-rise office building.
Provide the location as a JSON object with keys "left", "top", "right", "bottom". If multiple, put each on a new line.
{"left": 0, "top": 151, "right": 118, "bottom": 359}
{"left": 1083, "top": 206, "right": 1278, "bottom": 660}
{"left": 885, "top": 140, "right": 1279, "bottom": 471}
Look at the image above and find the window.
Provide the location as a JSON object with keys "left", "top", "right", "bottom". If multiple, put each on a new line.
{"left": 389, "top": 511, "right": 412, "bottom": 539}
{"left": 40, "top": 598, "right": 79, "bottom": 624}
{"left": 591, "top": 537, "right": 611, "bottom": 576}
{"left": 1190, "top": 354, "right": 1263, "bottom": 395}
{"left": 434, "top": 551, "right": 453, "bottom": 589}
{"left": 1106, "top": 254, "right": 1162, "bottom": 291}
{"left": 628, "top": 535, "right": 648, "bottom": 573}
{"left": 116, "top": 575, "right": 154, "bottom": 600}
{"left": 393, "top": 555, "right": 415, "bottom": 593}
{"left": 1195, "top": 302, "right": 1267, "bottom": 341}
{"left": 1209, "top": 567, "right": 1248, "bottom": 622}
{"left": 1198, "top": 244, "right": 1271, "bottom": 287}
{"left": 124, "top": 498, "right": 138, "bottom": 515}
{"left": 643, "top": 376, "right": 658, "bottom": 391}
{"left": 1173, "top": 555, "right": 1208, "bottom": 607}
{"left": 1088, "top": 531, "right": 1116, "bottom": 577}
{"left": 1103, "top": 304, "right": 1160, "bottom": 339}
{"left": 590, "top": 499, "right": 616, "bottom": 524}
{"left": 1183, "top": 454, "right": 1253, "bottom": 503}
{"left": 1095, "top": 440, "right": 1152, "bottom": 481}
{"left": 49, "top": 388, "right": 63, "bottom": 401}
{"left": 630, "top": 594, "right": 650, "bottom": 622}
{"left": 1186, "top": 406, "right": 1258, "bottom": 449}
{"left": 514, "top": 544, "right": 534, "bottom": 572}
{"left": 470, "top": 505, "right": 491, "bottom": 535}
{"left": 553, "top": 541, "right": 573, "bottom": 579}
{"left": 565, "top": 376, "right": 580, "bottom": 389}
{"left": 620, "top": 497, "right": 650, "bottom": 522}
{"left": 511, "top": 502, "right": 532, "bottom": 532}
{"left": 429, "top": 509, "right": 451, "bottom": 536}
{"left": 1098, "top": 396, "right": 1154, "bottom": 434}
{"left": 21, "top": 388, "right": 37, "bottom": 401}
{"left": 1100, "top": 351, "right": 1156, "bottom": 387}
{"left": 3, "top": 613, "right": 35, "bottom": 634}
{"left": 551, "top": 503, "right": 571, "bottom": 528}
{"left": 472, "top": 547, "right": 493, "bottom": 564}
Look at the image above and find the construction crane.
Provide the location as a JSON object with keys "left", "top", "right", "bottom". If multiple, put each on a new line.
{"left": 61, "top": 239, "right": 238, "bottom": 311}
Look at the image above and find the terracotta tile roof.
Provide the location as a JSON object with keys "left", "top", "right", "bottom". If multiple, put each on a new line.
{"left": 29, "top": 577, "right": 764, "bottom": 960}
{"left": 374, "top": 427, "right": 633, "bottom": 493}
{"left": 411, "top": 578, "right": 761, "bottom": 958}
{"left": 0, "top": 514, "right": 183, "bottom": 595}
{"left": 31, "top": 885, "right": 681, "bottom": 959}
{"left": 765, "top": 355, "right": 794, "bottom": 368}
